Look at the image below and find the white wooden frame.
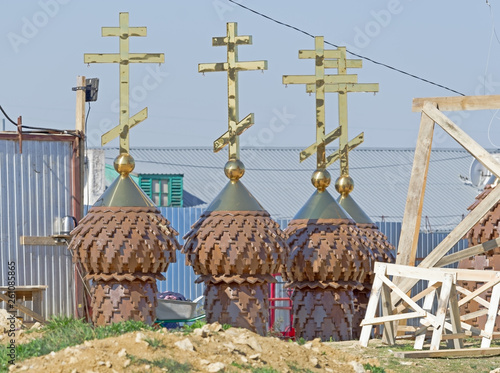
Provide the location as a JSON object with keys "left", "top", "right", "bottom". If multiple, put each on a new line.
{"left": 360, "top": 263, "right": 500, "bottom": 351}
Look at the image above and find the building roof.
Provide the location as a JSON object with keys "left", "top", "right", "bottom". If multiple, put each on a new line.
{"left": 102, "top": 146, "right": 489, "bottom": 232}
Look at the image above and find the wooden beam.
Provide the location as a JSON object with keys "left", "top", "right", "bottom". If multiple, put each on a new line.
{"left": 423, "top": 103, "right": 500, "bottom": 178}
{"left": 0, "top": 292, "right": 46, "bottom": 324}
{"left": 412, "top": 95, "right": 500, "bottom": 112}
{"left": 435, "top": 237, "right": 500, "bottom": 267}
{"left": 394, "top": 347, "right": 500, "bottom": 359}
{"left": 393, "top": 183, "right": 500, "bottom": 302}
{"left": 396, "top": 108, "right": 435, "bottom": 267}
{"left": 20, "top": 236, "right": 67, "bottom": 246}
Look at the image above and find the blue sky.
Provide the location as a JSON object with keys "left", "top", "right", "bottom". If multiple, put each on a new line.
{"left": 1, "top": 0, "right": 500, "bottom": 151}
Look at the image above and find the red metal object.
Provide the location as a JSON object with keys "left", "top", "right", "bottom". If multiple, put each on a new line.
{"left": 268, "top": 275, "right": 295, "bottom": 338}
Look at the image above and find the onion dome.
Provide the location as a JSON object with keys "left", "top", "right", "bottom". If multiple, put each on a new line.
{"left": 68, "top": 154, "right": 179, "bottom": 326}
{"left": 458, "top": 182, "right": 500, "bottom": 332}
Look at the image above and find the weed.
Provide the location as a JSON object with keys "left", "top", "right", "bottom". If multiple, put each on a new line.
{"left": 222, "top": 323, "right": 232, "bottom": 330}
{"left": 183, "top": 319, "right": 206, "bottom": 333}
{"left": 363, "top": 363, "right": 387, "bottom": 373}
{"left": 0, "top": 316, "right": 152, "bottom": 372}
{"left": 144, "top": 337, "right": 165, "bottom": 349}
{"left": 287, "top": 362, "right": 313, "bottom": 373}
{"left": 296, "top": 337, "right": 306, "bottom": 346}
{"left": 128, "top": 354, "right": 191, "bottom": 371}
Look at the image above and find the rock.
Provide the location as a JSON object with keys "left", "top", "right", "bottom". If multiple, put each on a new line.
{"left": 490, "top": 369, "right": 500, "bottom": 373}
{"left": 206, "top": 362, "right": 225, "bottom": 372}
{"left": 207, "top": 322, "right": 222, "bottom": 332}
{"left": 117, "top": 348, "right": 127, "bottom": 358}
{"left": 97, "top": 361, "right": 105, "bottom": 366}
{"left": 192, "top": 328, "right": 203, "bottom": 337}
{"left": 302, "top": 342, "right": 313, "bottom": 350}
{"left": 309, "top": 357, "right": 319, "bottom": 367}
{"left": 19, "top": 366, "right": 28, "bottom": 371}
{"left": 325, "top": 368, "right": 334, "bottom": 373}
{"left": 233, "top": 334, "right": 262, "bottom": 352}
{"left": 249, "top": 353, "right": 261, "bottom": 360}
{"left": 31, "top": 322, "right": 42, "bottom": 330}
{"left": 69, "top": 356, "right": 78, "bottom": 364}
{"left": 175, "top": 338, "right": 195, "bottom": 351}
{"left": 49, "top": 351, "right": 56, "bottom": 357}
{"left": 123, "top": 359, "right": 131, "bottom": 368}
{"left": 135, "top": 332, "right": 146, "bottom": 343}
{"left": 223, "top": 342, "right": 235, "bottom": 352}
{"left": 349, "top": 361, "right": 366, "bottom": 373}
{"left": 105, "top": 362, "right": 112, "bottom": 368}
{"left": 199, "top": 359, "right": 210, "bottom": 366}
{"left": 71, "top": 369, "right": 78, "bottom": 373}
{"left": 240, "top": 356, "right": 248, "bottom": 363}
{"left": 224, "top": 328, "right": 240, "bottom": 337}
{"left": 145, "top": 365, "right": 151, "bottom": 370}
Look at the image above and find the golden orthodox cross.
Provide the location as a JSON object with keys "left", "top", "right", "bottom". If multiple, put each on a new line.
{"left": 284, "top": 37, "right": 378, "bottom": 175}
{"left": 199, "top": 22, "right": 267, "bottom": 161}
{"left": 84, "top": 12, "right": 164, "bottom": 155}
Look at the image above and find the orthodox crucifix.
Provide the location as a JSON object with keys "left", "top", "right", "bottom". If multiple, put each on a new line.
{"left": 199, "top": 22, "right": 267, "bottom": 163}
{"left": 84, "top": 12, "right": 164, "bottom": 155}
{"left": 284, "top": 37, "right": 378, "bottom": 177}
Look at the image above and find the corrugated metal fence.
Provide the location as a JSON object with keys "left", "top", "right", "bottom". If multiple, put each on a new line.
{"left": 0, "top": 138, "right": 75, "bottom": 319}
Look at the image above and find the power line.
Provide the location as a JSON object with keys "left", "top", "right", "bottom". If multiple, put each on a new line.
{"left": 105, "top": 153, "right": 471, "bottom": 172}
{"left": 0, "top": 103, "right": 80, "bottom": 135}
{"left": 227, "top": 0, "right": 466, "bottom": 96}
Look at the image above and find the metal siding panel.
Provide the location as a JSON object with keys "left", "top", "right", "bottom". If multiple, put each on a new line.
{"left": 0, "top": 138, "right": 75, "bottom": 320}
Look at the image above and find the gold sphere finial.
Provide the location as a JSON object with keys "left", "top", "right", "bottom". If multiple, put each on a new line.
{"left": 335, "top": 175, "right": 354, "bottom": 196}
{"left": 311, "top": 169, "right": 331, "bottom": 192}
{"left": 114, "top": 153, "right": 135, "bottom": 177}
{"left": 224, "top": 159, "right": 245, "bottom": 182}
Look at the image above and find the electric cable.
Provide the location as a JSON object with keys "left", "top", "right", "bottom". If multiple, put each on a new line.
{"left": 227, "top": 0, "right": 466, "bottom": 96}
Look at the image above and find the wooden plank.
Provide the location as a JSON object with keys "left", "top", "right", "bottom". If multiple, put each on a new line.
{"left": 430, "top": 273, "right": 453, "bottom": 351}
{"left": 20, "top": 236, "right": 67, "bottom": 246}
{"left": 396, "top": 109, "right": 435, "bottom": 267}
{"left": 0, "top": 292, "right": 46, "bottom": 324}
{"left": 435, "top": 237, "right": 500, "bottom": 267}
{"left": 386, "top": 263, "right": 455, "bottom": 283}
{"left": 458, "top": 275, "right": 500, "bottom": 306}
{"left": 423, "top": 103, "right": 500, "bottom": 178}
{"left": 412, "top": 95, "right": 500, "bottom": 112}
{"left": 359, "top": 265, "right": 386, "bottom": 347}
{"left": 394, "top": 347, "right": 500, "bottom": 359}
{"left": 361, "top": 311, "right": 426, "bottom": 326}
{"left": 448, "top": 283, "right": 464, "bottom": 349}
{"left": 379, "top": 273, "right": 429, "bottom": 316}
{"left": 393, "top": 183, "right": 500, "bottom": 302}
{"left": 481, "top": 283, "right": 500, "bottom": 348}
{"left": 395, "top": 282, "right": 441, "bottom": 314}
{"left": 381, "top": 279, "right": 396, "bottom": 345}
{"left": 414, "top": 281, "right": 437, "bottom": 350}
{"left": 456, "top": 286, "right": 495, "bottom": 310}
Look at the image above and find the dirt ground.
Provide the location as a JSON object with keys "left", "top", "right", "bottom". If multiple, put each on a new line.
{"left": 3, "top": 322, "right": 381, "bottom": 373}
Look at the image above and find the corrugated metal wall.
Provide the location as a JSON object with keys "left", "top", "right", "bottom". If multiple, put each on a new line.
{"left": 157, "top": 207, "right": 205, "bottom": 301}
{"left": 0, "top": 138, "right": 75, "bottom": 319}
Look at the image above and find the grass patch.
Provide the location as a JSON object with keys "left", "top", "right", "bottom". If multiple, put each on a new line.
{"left": 230, "top": 362, "right": 279, "bottom": 373}
{"left": 182, "top": 319, "right": 206, "bottom": 333}
{"left": 128, "top": 354, "right": 192, "bottom": 372}
{"left": 144, "top": 337, "right": 165, "bottom": 349}
{"left": 287, "top": 362, "right": 314, "bottom": 373}
{"left": 296, "top": 337, "right": 306, "bottom": 346}
{"left": 363, "top": 363, "right": 386, "bottom": 373}
{"left": 0, "top": 316, "right": 152, "bottom": 372}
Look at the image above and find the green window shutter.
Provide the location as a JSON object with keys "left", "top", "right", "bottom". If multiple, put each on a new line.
{"left": 139, "top": 177, "right": 152, "bottom": 198}
{"left": 170, "top": 176, "right": 183, "bottom": 207}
